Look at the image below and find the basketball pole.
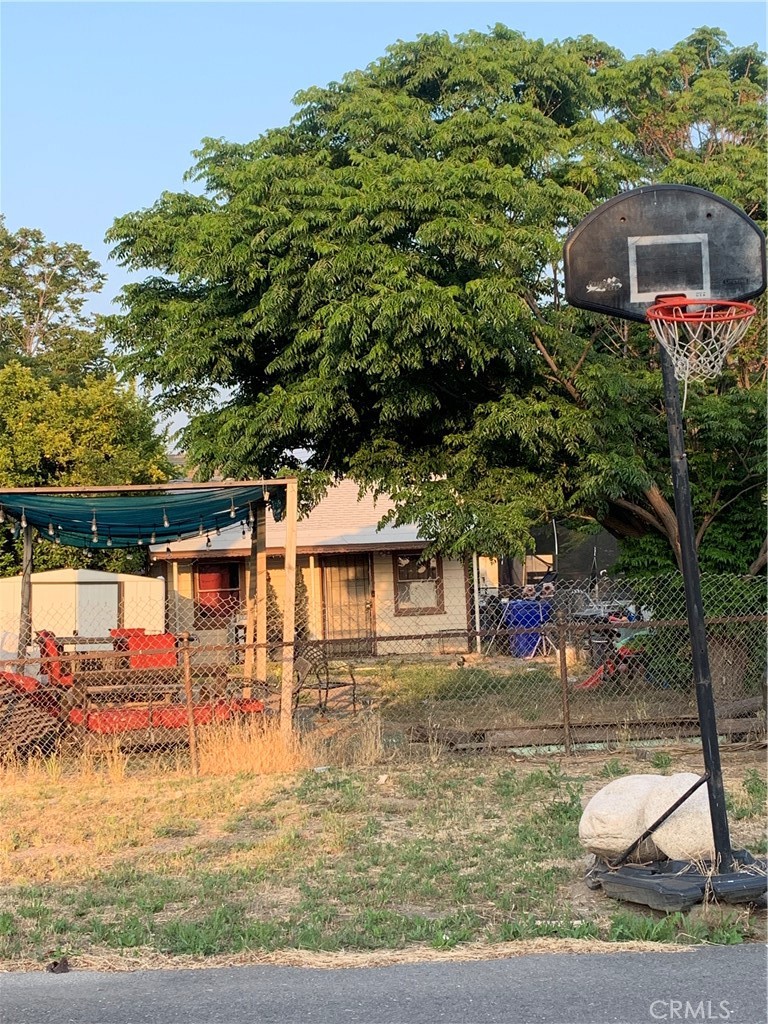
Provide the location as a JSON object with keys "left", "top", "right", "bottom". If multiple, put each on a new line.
{"left": 659, "top": 346, "right": 734, "bottom": 873}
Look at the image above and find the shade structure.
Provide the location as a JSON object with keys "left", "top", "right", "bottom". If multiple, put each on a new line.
{"left": 0, "top": 485, "right": 277, "bottom": 549}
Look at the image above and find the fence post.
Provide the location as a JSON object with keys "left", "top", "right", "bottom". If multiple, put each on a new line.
{"left": 556, "top": 610, "right": 573, "bottom": 756}
{"left": 180, "top": 632, "right": 198, "bottom": 776}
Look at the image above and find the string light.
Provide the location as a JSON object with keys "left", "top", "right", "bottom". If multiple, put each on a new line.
{"left": 0, "top": 506, "right": 5, "bottom": 523}
{"left": 206, "top": 533, "right": 212, "bottom": 549}
{"left": 138, "top": 536, "right": 143, "bottom": 546}
{"left": 163, "top": 509, "right": 170, "bottom": 528}
{"left": 20, "top": 510, "right": 27, "bottom": 528}
{"left": 106, "top": 531, "right": 113, "bottom": 548}
{"left": 198, "top": 522, "right": 204, "bottom": 536}
{"left": 247, "top": 504, "right": 255, "bottom": 526}
{"left": 229, "top": 498, "right": 236, "bottom": 519}
{"left": 150, "top": 531, "right": 156, "bottom": 544}
{"left": 48, "top": 522, "right": 55, "bottom": 536}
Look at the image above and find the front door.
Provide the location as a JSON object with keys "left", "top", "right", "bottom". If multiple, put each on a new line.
{"left": 321, "top": 555, "right": 373, "bottom": 656}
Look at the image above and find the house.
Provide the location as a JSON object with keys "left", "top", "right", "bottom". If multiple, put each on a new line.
{"left": 150, "top": 480, "right": 476, "bottom": 658}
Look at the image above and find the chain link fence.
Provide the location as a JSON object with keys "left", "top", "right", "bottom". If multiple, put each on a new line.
{"left": 0, "top": 557, "right": 764, "bottom": 771}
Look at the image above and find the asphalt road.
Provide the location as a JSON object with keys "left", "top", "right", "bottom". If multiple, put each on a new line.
{"left": 1, "top": 945, "right": 766, "bottom": 1024}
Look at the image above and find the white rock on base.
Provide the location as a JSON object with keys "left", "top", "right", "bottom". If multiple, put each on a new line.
{"left": 641, "top": 772, "right": 715, "bottom": 863}
{"left": 579, "top": 775, "right": 666, "bottom": 862}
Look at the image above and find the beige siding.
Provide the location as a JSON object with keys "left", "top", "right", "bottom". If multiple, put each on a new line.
{"left": 373, "top": 554, "right": 469, "bottom": 656}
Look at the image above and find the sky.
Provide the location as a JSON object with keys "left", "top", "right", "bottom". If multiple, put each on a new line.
{"left": 2, "top": 0, "right": 765, "bottom": 318}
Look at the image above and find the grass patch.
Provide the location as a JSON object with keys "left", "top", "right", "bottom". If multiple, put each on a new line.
{"left": 0, "top": 745, "right": 764, "bottom": 964}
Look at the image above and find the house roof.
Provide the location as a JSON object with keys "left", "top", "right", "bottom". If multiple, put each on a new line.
{"left": 151, "top": 480, "right": 424, "bottom": 560}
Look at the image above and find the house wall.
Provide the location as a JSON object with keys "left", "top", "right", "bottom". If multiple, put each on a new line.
{"left": 372, "top": 553, "right": 470, "bottom": 656}
{"left": 163, "top": 551, "right": 472, "bottom": 662}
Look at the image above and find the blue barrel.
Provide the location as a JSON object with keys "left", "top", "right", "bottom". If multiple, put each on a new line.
{"left": 504, "top": 600, "right": 552, "bottom": 657}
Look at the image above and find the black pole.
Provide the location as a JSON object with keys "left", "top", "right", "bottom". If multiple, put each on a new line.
{"left": 659, "top": 347, "right": 734, "bottom": 872}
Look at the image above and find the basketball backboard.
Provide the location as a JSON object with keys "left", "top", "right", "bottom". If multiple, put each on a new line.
{"left": 563, "top": 185, "right": 766, "bottom": 323}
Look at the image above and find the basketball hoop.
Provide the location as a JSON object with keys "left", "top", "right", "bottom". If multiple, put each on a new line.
{"left": 646, "top": 298, "right": 757, "bottom": 384}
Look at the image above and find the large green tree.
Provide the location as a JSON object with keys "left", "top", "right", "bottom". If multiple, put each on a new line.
{"left": 0, "top": 218, "right": 110, "bottom": 383}
{"left": 0, "top": 224, "right": 175, "bottom": 576}
{"left": 106, "top": 26, "right": 767, "bottom": 573}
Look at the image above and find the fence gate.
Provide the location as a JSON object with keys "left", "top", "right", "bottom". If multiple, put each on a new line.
{"left": 321, "top": 555, "right": 373, "bottom": 656}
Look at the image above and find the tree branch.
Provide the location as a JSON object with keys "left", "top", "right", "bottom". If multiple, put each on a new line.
{"left": 611, "top": 496, "right": 666, "bottom": 536}
{"left": 695, "top": 479, "right": 762, "bottom": 548}
{"left": 747, "top": 537, "right": 767, "bottom": 576}
{"left": 643, "top": 483, "right": 682, "bottom": 569}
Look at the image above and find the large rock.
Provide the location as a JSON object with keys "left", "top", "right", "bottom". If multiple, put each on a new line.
{"left": 642, "top": 772, "right": 715, "bottom": 862}
{"left": 579, "top": 775, "right": 665, "bottom": 862}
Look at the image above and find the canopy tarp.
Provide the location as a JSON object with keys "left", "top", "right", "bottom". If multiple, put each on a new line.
{"left": 0, "top": 485, "right": 277, "bottom": 549}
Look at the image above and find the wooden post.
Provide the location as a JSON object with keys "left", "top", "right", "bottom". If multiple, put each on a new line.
{"left": 254, "top": 503, "right": 268, "bottom": 685}
{"left": 18, "top": 524, "right": 34, "bottom": 665}
{"left": 180, "top": 632, "right": 198, "bottom": 776}
{"left": 243, "top": 510, "right": 260, "bottom": 694}
{"left": 280, "top": 479, "right": 298, "bottom": 736}
{"left": 556, "top": 609, "right": 573, "bottom": 756}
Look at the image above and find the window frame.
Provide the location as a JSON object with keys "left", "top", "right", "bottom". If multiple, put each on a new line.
{"left": 392, "top": 552, "right": 445, "bottom": 616}
{"left": 193, "top": 560, "right": 243, "bottom": 626}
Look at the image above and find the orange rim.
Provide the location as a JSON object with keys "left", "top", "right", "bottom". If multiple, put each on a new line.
{"left": 646, "top": 298, "right": 756, "bottom": 324}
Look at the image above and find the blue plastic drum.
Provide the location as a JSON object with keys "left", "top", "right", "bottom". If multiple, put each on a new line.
{"left": 504, "top": 600, "right": 552, "bottom": 657}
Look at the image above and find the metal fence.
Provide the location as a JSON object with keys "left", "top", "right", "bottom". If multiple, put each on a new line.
{"left": 0, "top": 563, "right": 765, "bottom": 771}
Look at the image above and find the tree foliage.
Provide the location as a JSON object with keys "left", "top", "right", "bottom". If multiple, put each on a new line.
{"left": 106, "top": 26, "right": 767, "bottom": 572}
{"left": 0, "top": 224, "right": 175, "bottom": 576}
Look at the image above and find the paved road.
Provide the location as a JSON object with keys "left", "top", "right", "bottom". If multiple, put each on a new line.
{"left": 1, "top": 946, "right": 766, "bottom": 1024}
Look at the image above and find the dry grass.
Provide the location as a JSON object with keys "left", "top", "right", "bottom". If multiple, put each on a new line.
{"left": 196, "top": 719, "right": 322, "bottom": 776}
{"left": 0, "top": 937, "right": 691, "bottom": 974}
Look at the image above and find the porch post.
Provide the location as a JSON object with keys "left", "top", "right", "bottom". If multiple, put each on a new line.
{"left": 280, "top": 478, "right": 298, "bottom": 736}
{"left": 254, "top": 502, "right": 268, "bottom": 684}
{"left": 18, "top": 524, "right": 34, "bottom": 665}
{"left": 243, "top": 513, "right": 258, "bottom": 692}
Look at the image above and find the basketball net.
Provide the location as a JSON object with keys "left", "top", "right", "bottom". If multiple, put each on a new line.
{"left": 646, "top": 298, "right": 757, "bottom": 388}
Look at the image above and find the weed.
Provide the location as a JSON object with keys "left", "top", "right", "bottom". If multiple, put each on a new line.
{"left": 730, "top": 769, "right": 767, "bottom": 820}
{"left": 608, "top": 910, "right": 751, "bottom": 945}
{"left": 600, "top": 758, "right": 629, "bottom": 779}
{"left": 649, "top": 752, "right": 674, "bottom": 773}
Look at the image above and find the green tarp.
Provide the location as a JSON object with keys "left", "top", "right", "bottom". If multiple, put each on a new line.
{"left": 0, "top": 485, "right": 276, "bottom": 549}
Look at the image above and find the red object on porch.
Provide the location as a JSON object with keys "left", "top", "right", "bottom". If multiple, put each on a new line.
{"left": 126, "top": 632, "right": 178, "bottom": 669}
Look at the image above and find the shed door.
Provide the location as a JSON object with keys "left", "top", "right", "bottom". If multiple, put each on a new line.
{"left": 322, "top": 556, "right": 373, "bottom": 656}
{"left": 77, "top": 584, "right": 119, "bottom": 637}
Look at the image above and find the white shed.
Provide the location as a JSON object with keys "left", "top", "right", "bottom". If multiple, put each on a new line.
{"left": 0, "top": 568, "right": 165, "bottom": 645}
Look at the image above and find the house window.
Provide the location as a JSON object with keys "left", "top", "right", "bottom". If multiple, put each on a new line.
{"left": 393, "top": 553, "right": 444, "bottom": 615}
{"left": 194, "top": 562, "right": 241, "bottom": 624}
